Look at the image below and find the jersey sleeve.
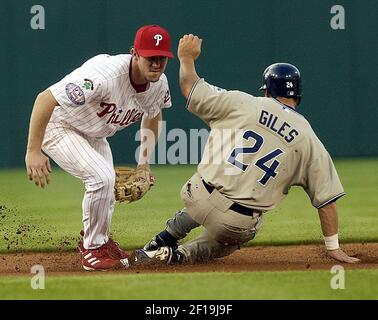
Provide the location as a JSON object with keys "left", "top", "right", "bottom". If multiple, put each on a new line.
{"left": 49, "top": 66, "right": 103, "bottom": 110}
{"left": 186, "top": 78, "right": 228, "bottom": 124}
{"left": 303, "top": 136, "right": 345, "bottom": 208}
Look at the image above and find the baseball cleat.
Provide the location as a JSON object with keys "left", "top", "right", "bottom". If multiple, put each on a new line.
{"left": 129, "top": 246, "right": 184, "bottom": 266}
{"left": 78, "top": 230, "right": 129, "bottom": 260}
{"left": 128, "top": 249, "right": 159, "bottom": 266}
{"left": 81, "top": 246, "right": 123, "bottom": 271}
{"left": 106, "top": 238, "right": 130, "bottom": 259}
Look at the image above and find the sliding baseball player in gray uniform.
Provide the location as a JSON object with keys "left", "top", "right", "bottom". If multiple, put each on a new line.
{"left": 133, "top": 34, "right": 359, "bottom": 265}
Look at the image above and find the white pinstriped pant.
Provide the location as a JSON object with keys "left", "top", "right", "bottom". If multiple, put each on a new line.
{"left": 42, "top": 122, "right": 115, "bottom": 249}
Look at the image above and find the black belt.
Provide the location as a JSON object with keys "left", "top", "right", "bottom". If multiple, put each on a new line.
{"left": 202, "top": 180, "right": 255, "bottom": 217}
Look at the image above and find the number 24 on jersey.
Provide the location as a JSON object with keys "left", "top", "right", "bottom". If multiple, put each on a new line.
{"left": 227, "top": 130, "right": 284, "bottom": 185}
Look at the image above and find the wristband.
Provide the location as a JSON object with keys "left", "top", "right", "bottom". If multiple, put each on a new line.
{"left": 324, "top": 234, "right": 339, "bottom": 250}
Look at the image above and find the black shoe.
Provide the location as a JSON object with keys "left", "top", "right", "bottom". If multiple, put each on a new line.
{"left": 128, "top": 249, "right": 157, "bottom": 266}
{"left": 143, "top": 230, "right": 178, "bottom": 251}
{"left": 131, "top": 247, "right": 184, "bottom": 265}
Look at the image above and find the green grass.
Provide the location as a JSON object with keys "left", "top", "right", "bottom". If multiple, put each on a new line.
{"left": 0, "top": 158, "right": 377, "bottom": 300}
{"left": 0, "top": 269, "right": 377, "bottom": 300}
{"left": 0, "top": 158, "right": 377, "bottom": 252}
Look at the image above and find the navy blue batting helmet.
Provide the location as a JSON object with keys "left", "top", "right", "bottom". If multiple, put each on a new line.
{"left": 259, "top": 63, "right": 302, "bottom": 104}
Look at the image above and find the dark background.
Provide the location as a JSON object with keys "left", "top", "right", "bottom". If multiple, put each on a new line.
{"left": 1, "top": 0, "right": 377, "bottom": 167}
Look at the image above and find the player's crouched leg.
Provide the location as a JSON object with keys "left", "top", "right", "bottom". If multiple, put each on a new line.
{"left": 81, "top": 165, "right": 117, "bottom": 249}
{"left": 180, "top": 213, "right": 264, "bottom": 264}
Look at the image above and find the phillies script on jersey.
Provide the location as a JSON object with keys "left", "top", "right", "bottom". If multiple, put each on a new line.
{"left": 97, "top": 102, "right": 144, "bottom": 126}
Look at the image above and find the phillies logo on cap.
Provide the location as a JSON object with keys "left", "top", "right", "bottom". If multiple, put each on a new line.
{"left": 154, "top": 34, "right": 163, "bottom": 46}
{"left": 134, "top": 25, "right": 174, "bottom": 58}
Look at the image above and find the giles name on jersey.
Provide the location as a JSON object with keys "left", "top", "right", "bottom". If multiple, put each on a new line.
{"left": 258, "top": 110, "right": 299, "bottom": 143}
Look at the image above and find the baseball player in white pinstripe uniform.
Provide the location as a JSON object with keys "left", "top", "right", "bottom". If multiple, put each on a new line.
{"left": 25, "top": 25, "right": 174, "bottom": 271}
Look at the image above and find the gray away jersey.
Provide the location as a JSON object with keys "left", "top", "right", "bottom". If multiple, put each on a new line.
{"left": 49, "top": 54, "right": 171, "bottom": 138}
{"left": 187, "top": 79, "right": 345, "bottom": 211}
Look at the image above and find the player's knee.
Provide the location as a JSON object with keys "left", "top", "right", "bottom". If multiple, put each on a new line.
{"left": 86, "top": 170, "right": 115, "bottom": 193}
{"left": 102, "top": 173, "right": 116, "bottom": 190}
{"left": 211, "top": 225, "right": 253, "bottom": 245}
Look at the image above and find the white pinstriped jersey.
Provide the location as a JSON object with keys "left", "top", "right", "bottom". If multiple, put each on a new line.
{"left": 49, "top": 54, "right": 171, "bottom": 138}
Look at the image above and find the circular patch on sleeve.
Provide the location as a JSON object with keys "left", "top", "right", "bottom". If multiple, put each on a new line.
{"left": 65, "top": 83, "right": 85, "bottom": 105}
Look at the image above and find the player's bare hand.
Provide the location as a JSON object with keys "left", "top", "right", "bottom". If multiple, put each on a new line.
{"left": 25, "top": 150, "right": 52, "bottom": 188}
{"left": 178, "top": 34, "right": 202, "bottom": 61}
{"left": 327, "top": 248, "right": 360, "bottom": 264}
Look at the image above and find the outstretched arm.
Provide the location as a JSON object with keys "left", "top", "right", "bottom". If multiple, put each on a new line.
{"left": 25, "top": 89, "right": 57, "bottom": 188}
{"left": 178, "top": 34, "right": 202, "bottom": 99}
{"left": 318, "top": 202, "right": 360, "bottom": 263}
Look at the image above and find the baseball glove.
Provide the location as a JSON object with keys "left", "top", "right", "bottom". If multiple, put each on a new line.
{"left": 114, "top": 166, "right": 155, "bottom": 203}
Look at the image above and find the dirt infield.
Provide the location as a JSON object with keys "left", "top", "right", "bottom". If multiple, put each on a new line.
{"left": 1, "top": 243, "right": 377, "bottom": 276}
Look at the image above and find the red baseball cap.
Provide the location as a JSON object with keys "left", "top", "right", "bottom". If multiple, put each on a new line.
{"left": 134, "top": 25, "right": 174, "bottom": 58}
